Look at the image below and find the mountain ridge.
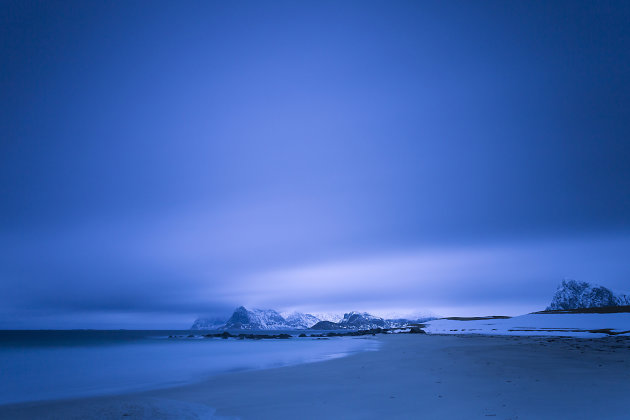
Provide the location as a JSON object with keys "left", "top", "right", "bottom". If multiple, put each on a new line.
{"left": 192, "top": 307, "right": 435, "bottom": 330}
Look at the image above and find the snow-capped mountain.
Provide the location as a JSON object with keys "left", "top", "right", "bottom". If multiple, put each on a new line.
{"left": 282, "top": 312, "right": 321, "bottom": 329}
{"left": 191, "top": 307, "right": 436, "bottom": 330}
{"left": 310, "top": 311, "right": 435, "bottom": 330}
{"left": 308, "top": 312, "right": 344, "bottom": 323}
{"left": 547, "top": 279, "right": 630, "bottom": 310}
{"left": 311, "top": 311, "right": 382, "bottom": 330}
{"left": 190, "top": 316, "right": 228, "bottom": 330}
{"left": 191, "top": 307, "right": 324, "bottom": 330}
{"left": 340, "top": 311, "right": 388, "bottom": 329}
{"left": 223, "top": 306, "right": 292, "bottom": 330}
{"left": 310, "top": 312, "right": 384, "bottom": 330}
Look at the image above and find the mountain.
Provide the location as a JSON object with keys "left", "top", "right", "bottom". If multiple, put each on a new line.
{"left": 310, "top": 313, "right": 384, "bottom": 330}
{"left": 282, "top": 312, "right": 321, "bottom": 329}
{"left": 223, "top": 306, "right": 292, "bottom": 330}
{"left": 191, "top": 307, "right": 325, "bottom": 330}
{"left": 308, "top": 312, "right": 344, "bottom": 323}
{"left": 310, "top": 311, "right": 435, "bottom": 330}
{"left": 547, "top": 279, "right": 630, "bottom": 311}
{"left": 190, "top": 316, "right": 228, "bottom": 330}
{"left": 310, "top": 320, "right": 343, "bottom": 330}
{"left": 340, "top": 311, "right": 388, "bottom": 329}
{"left": 191, "top": 307, "right": 436, "bottom": 330}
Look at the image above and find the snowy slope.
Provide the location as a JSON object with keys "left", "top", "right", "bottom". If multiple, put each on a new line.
{"left": 308, "top": 312, "right": 344, "bottom": 323}
{"left": 424, "top": 313, "right": 630, "bottom": 337}
{"left": 282, "top": 312, "right": 321, "bottom": 329}
{"left": 190, "top": 317, "right": 228, "bottom": 330}
{"left": 339, "top": 311, "right": 388, "bottom": 329}
{"left": 223, "top": 307, "right": 293, "bottom": 330}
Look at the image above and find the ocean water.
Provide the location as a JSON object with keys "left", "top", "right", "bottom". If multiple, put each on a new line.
{"left": 0, "top": 330, "right": 379, "bottom": 405}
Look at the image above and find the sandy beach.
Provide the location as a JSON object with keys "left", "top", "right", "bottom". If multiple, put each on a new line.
{"left": 2, "top": 333, "right": 629, "bottom": 419}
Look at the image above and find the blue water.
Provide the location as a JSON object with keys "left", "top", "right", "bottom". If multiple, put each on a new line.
{"left": 0, "top": 330, "right": 379, "bottom": 405}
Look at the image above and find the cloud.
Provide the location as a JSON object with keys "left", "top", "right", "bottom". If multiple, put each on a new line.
{"left": 227, "top": 233, "right": 630, "bottom": 316}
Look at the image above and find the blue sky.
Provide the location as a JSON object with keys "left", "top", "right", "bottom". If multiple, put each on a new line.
{"left": 2, "top": 1, "right": 630, "bottom": 328}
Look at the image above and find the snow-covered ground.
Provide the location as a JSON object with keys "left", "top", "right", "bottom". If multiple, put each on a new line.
{"left": 425, "top": 312, "right": 630, "bottom": 337}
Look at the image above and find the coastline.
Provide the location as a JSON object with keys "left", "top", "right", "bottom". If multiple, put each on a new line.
{"left": 2, "top": 334, "right": 630, "bottom": 419}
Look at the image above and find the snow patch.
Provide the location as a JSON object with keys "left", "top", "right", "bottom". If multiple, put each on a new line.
{"left": 425, "top": 312, "right": 630, "bottom": 338}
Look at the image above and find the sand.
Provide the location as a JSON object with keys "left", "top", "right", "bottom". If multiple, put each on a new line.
{"left": 2, "top": 334, "right": 629, "bottom": 419}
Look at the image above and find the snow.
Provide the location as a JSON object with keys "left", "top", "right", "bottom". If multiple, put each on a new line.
{"left": 220, "top": 307, "right": 326, "bottom": 330}
{"left": 307, "top": 312, "right": 344, "bottom": 323}
{"left": 194, "top": 307, "right": 435, "bottom": 330}
{"left": 282, "top": 312, "right": 320, "bottom": 329}
{"left": 189, "top": 318, "right": 226, "bottom": 330}
{"left": 424, "top": 312, "right": 630, "bottom": 337}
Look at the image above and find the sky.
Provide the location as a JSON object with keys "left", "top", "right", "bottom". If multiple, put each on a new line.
{"left": 1, "top": 1, "right": 630, "bottom": 328}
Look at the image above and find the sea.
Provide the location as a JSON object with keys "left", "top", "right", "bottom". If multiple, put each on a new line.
{"left": 0, "top": 330, "right": 379, "bottom": 405}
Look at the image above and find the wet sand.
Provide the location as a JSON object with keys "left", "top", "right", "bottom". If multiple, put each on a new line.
{"left": 2, "top": 334, "right": 629, "bottom": 419}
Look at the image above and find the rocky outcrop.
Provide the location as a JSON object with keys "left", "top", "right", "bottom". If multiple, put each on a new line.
{"left": 547, "top": 279, "right": 630, "bottom": 310}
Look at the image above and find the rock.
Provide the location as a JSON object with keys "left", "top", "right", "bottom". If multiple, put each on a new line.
{"left": 547, "top": 279, "right": 630, "bottom": 310}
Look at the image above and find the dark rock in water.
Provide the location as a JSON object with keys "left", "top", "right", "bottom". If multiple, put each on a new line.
{"left": 190, "top": 326, "right": 425, "bottom": 339}
{"left": 223, "top": 333, "right": 294, "bottom": 340}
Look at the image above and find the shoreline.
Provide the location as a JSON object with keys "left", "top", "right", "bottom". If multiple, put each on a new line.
{"left": 2, "top": 334, "right": 630, "bottom": 419}
{"left": 0, "top": 333, "right": 380, "bottom": 407}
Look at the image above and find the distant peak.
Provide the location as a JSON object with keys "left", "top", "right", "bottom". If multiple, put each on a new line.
{"left": 547, "top": 279, "right": 629, "bottom": 310}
